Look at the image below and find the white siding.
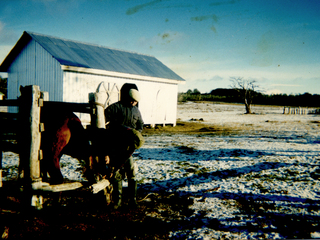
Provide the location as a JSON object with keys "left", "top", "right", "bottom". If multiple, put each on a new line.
{"left": 7, "top": 40, "right": 63, "bottom": 103}
{"left": 34, "top": 42, "right": 63, "bottom": 101}
{"left": 8, "top": 40, "right": 36, "bottom": 101}
{"left": 63, "top": 71, "right": 178, "bottom": 126}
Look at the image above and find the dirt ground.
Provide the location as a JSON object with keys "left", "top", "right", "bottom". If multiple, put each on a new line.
{"left": 0, "top": 180, "right": 196, "bottom": 239}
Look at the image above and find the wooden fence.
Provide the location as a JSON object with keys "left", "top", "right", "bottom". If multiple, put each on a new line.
{"left": 283, "top": 107, "right": 308, "bottom": 115}
{"left": 0, "top": 85, "right": 110, "bottom": 209}
{"left": 283, "top": 107, "right": 320, "bottom": 115}
{"left": 309, "top": 108, "right": 320, "bottom": 114}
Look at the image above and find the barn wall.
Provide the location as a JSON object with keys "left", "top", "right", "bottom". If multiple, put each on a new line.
{"left": 7, "top": 40, "right": 36, "bottom": 101}
{"left": 34, "top": 42, "right": 63, "bottom": 101}
{"left": 7, "top": 39, "right": 63, "bottom": 104}
{"left": 137, "top": 81, "right": 178, "bottom": 126}
{"left": 63, "top": 71, "right": 178, "bottom": 126}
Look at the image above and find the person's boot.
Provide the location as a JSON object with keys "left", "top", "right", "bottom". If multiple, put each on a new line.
{"left": 128, "top": 179, "right": 138, "bottom": 208}
{"left": 112, "top": 180, "right": 122, "bottom": 210}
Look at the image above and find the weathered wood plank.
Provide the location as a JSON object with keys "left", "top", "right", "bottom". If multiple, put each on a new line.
{"left": 0, "top": 99, "right": 19, "bottom": 107}
{"left": 0, "top": 112, "right": 19, "bottom": 119}
{"left": 28, "top": 86, "right": 41, "bottom": 181}
{"left": 43, "top": 101, "right": 91, "bottom": 114}
{"left": 32, "top": 181, "right": 83, "bottom": 192}
{"left": 0, "top": 133, "right": 18, "bottom": 139}
{"left": 0, "top": 170, "right": 2, "bottom": 188}
{"left": 90, "top": 179, "right": 110, "bottom": 194}
{"left": 0, "top": 113, "right": 19, "bottom": 136}
{"left": 0, "top": 141, "right": 18, "bottom": 153}
{"left": 0, "top": 124, "right": 19, "bottom": 134}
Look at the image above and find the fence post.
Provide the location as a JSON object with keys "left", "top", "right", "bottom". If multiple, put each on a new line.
{"left": 89, "top": 92, "right": 107, "bottom": 129}
{"left": 89, "top": 92, "right": 112, "bottom": 204}
{"left": 19, "top": 85, "right": 43, "bottom": 209}
{"left": 38, "top": 91, "right": 49, "bottom": 162}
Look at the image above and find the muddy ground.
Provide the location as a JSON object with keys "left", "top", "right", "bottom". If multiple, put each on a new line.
{"left": 0, "top": 182, "right": 195, "bottom": 239}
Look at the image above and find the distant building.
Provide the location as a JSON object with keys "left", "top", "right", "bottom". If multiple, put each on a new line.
{"left": 0, "top": 31, "right": 185, "bottom": 126}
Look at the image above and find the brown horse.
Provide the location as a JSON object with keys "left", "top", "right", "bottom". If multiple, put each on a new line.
{"left": 39, "top": 110, "right": 142, "bottom": 185}
{"left": 40, "top": 109, "right": 94, "bottom": 184}
{"left": 17, "top": 86, "right": 95, "bottom": 185}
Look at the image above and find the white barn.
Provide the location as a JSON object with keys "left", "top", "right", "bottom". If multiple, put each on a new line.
{"left": 0, "top": 31, "right": 185, "bottom": 126}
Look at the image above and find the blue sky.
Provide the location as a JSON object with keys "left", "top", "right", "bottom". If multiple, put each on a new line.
{"left": 0, "top": 0, "right": 319, "bottom": 94}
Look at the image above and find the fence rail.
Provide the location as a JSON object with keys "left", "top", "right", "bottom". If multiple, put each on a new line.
{"left": 43, "top": 101, "right": 91, "bottom": 114}
{"left": 1, "top": 85, "right": 109, "bottom": 209}
{"left": 0, "top": 99, "right": 19, "bottom": 107}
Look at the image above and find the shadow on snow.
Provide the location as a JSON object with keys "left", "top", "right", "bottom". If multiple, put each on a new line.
{"left": 137, "top": 146, "right": 320, "bottom": 239}
{"left": 135, "top": 144, "right": 320, "bottom": 161}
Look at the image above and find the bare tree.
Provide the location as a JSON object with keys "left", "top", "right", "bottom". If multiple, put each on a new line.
{"left": 230, "top": 77, "right": 258, "bottom": 114}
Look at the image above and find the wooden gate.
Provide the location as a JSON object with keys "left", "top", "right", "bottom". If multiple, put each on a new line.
{"left": 1, "top": 85, "right": 111, "bottom": 209}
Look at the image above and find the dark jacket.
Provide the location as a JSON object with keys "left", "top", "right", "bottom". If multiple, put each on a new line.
{"left": 104, "top": 101, "right": 144, "bottom": 132}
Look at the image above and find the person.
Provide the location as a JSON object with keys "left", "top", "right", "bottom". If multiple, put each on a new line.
{"left": 104, "top": 84, "right": 144, "bottom": 209}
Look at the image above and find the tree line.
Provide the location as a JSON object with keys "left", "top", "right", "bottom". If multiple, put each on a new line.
{"left": 179, "top": 88, "right": 320, "bottom": 108}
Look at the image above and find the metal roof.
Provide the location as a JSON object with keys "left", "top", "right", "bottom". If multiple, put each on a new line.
{"left": 0, "top": 31, "right": 184, "bottom": 82}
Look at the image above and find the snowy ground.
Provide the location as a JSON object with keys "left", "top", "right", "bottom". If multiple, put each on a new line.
{"left": 138, "top": 102, "right": 320, "bottom": 239}
{"left": 2, "top": 102, "right": 320, "bottom": 239}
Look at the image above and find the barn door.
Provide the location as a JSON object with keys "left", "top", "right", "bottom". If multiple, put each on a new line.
{"left": 155, "top": 89, "right": 166, "bottom": 125}
{"left": 96, "top": 82, "right": 120, "bottom": 108}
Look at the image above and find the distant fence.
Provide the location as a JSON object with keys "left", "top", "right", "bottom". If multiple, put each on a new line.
{"left": 283, "top": 107, "right": 320, "bottom": 115}
{"left": 308, "top": 108, "right": 320, "bottom": 114}
{"left": 283, "top": 107, "right": 308, "bottom": 115}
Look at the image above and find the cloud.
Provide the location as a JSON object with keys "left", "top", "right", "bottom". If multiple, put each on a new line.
{"left": 137, "top": 31, "right": 185, "bottom": 50}
{"left": 0, "top": 21, "right": 17, "bottom": 44}
{"left": 209, "top": 75, "right": 223, "bottom": 81}
{"left": 32, "top": 0, "right": 82, "bottom": 15}
{"left": 190, "top": 14, "right": 219, "bottom": 33}
{"left": 270, "top": 84, "right": 302, "bottom": 87}
{"left": 265, "top": 89, "right": 283, "bottom": 95}
{"left": 0, "top": 21, "right": 18, "bottom": 66}
{"left": 190, "top": 15, "right": 219, "bottom": 22}
{"left": 33, "top": 0, "right": 56, "bottom": 2}
{"left": 250, "top": 31, "right": 275, "bottom": 67}
{"left": 209, "top": 0, "right": 240, "bottom": 6}
{"left": 0, "top": 45, "right": 13, "bottom": 63}
{"left": 126, "top": 0, "right": 163, "bottom": 15}
{"left": 126, "top": 0, "right": 194, "bottom": 15}
{"left": 195, "top": 75, "right": 223, "bottom": 82}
